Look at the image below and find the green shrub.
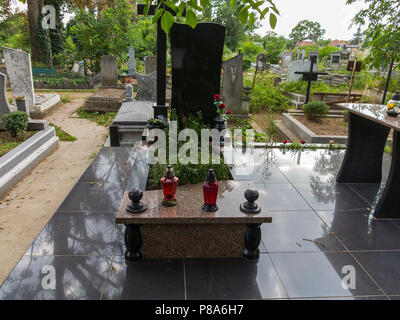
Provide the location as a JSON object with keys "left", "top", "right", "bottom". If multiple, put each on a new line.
{"left": 250, "top": 73, "right": 291, "bottom": 113}
{"left": 302, "top": 101, "right": 329, "bottom": 120}
{"left": 243, "top": 59, "right": 251, "bottom": 71}
{"left": 1, "top": 111, "right": 29, "bottom": 137}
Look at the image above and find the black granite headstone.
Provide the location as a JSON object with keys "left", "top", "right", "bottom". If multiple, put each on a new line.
{"left": 170, "top": 23, "right": 226, "bottom": 126}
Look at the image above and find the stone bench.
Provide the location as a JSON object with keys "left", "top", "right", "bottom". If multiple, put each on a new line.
{"left": 115, "top": 180, "right": 272, "bottom": 261}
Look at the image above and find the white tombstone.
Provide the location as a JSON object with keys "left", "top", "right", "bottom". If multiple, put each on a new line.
{"left": 287, "top": 60, "right": 317, "bottom": 82}
{"left": 71, "top": 62, "right": 80, "bottom": 73}
{"left": 281, "top": 51, "right": 293, "bottom": 68}
{"left": 2, "top": 47, "right": 35, "bottom": 109}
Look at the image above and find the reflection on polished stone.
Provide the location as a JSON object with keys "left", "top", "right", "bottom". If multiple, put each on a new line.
{"left": 261, "top": 211, "right": 345, "bottom": 253}
{"left": 317, "top": 211, "right": 400, "bottom": 251}
{"left": 339, "top": 103, "right": 400, "bottom": 130}
{"left": 185, "top": 254, "right": 287, "bottom": 299}
{"left": 24, "top": 212, "right": 122, "bottom": 257}
{"left": 0, "top": 256, "right": 111, "bottom": 300}
{"left": 270, "top": 252, "right": 381, "bottom": 298}
{"left": 102, "top": 256, "right": 185, "bottom": 300}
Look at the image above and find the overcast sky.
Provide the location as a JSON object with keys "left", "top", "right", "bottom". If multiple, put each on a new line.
{"left": 13, "top": 0, "right": 367, "bottom": 41}
{"left": 258, "top": 0, "right": 367, "bottom": 40}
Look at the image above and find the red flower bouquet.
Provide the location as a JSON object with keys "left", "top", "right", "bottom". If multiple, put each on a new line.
{"left": 213, "top": 94, "right": 231, "bottom": 119}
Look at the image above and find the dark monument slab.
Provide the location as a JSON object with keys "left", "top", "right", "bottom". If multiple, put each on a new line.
{"left": 170, "top": 23, "right": 225, "bottom": 125}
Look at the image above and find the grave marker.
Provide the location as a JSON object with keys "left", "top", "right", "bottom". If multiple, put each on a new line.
{"left": 171, "top": 23, "right": 225, "bottom": 125}
{"left": 128, "top": 46, "right": 136, "bottom": 77}
{"left": 281, "top": 51, "right": 293, "bottom": 68}
{"left": 101, "top": 55, "right": 118, "bottom": 88}
{"left": 222, "top": 54, "right": 244, "bottom": 115}
{"left": 2, "top": 47, "right": 35, "bottom": 109}
{"left": 144, "top": 56, "right": 157, "bottom": 74}
{"left": 0, "top": 72, "right": 12, "bottom": 116}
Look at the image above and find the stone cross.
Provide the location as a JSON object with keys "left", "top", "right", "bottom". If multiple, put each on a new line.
{"left": 2, "top": 47, "right": 35, "bottom": 109}
{"left": 0, "top": 72, "right": 12, "bottom": 116}
{"left": 128, "top": 46, "right": 136, "bottom": 77}
{"left": 222, "top": 54, "right": 243, "bottom": 115}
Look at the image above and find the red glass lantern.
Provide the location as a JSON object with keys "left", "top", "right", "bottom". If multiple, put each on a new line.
{"left": 160, "top": 165, "right": 179, "bottom": 206}
{"left": 202, "top": 169, "right": 219, "bottom": 212}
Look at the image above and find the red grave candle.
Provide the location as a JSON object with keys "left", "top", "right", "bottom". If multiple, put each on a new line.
{"left": 160, "top": 165, "right": 179, "bottom": 206}
{"left": 202, "top": 169, "right": 219, "bottom": 212}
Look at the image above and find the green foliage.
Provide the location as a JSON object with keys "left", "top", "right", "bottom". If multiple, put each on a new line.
{"left": 318, "top": 46, "right": 340, "bottom": 62}
{"left": 202, "top": 0, "right": 247, "bottom": 51}
{"left": 144, "top": 0, "right": 279, "bottom": 34}
{"left": 347, "top": 0, "right": 400, "bottom": 69}
{"left": 243, "top": 59, "right": 251, "bottom": 71}
{"left": 250, "top": 73, "right": 291, "bottom": 113}
{"left": 289, "top": 20, "right": 326, "bottom": 43}
{"left": 69, "top": 0, "right": 137, "bottom": 73}
{"left": 1, "top": 111, "right": 29, "bottom": 137}
{"left": 33, "top": 72, "right": 91, "bottom": 88}
{"left": 0, "top": 11, "right": 30, "bottom": 51}
{"left": 263, "top": 32, "right": 287, "bottom": 64}
{"left": 302, "top": 101, "right": 329, "bottom": 120}
{"left": 147, "top": 111, "right": 232, "bottom": 189}
{"left": 238, "top": 40, "right": 263, "bottom": 62}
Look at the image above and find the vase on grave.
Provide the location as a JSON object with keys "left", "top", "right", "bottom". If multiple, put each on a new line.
{"left": 16, "top": 98, "right": 29, "bottom": 114}
{"left": 160, "top": 165, "right": 179, "bottom": 207}
{"left": 202, "top": 169, "right": 219, "bottom": 212}
{"left": 213, "top": 117, "right": 227, "bottom": 131}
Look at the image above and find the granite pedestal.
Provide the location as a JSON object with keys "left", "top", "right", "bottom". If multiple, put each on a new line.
{"left": 115, "top": 181, "right": 272, "bottom": 261}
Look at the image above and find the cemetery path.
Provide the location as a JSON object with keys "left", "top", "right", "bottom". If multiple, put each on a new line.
{"left": 0, "top": 91, "right": 108, "bottom": 285}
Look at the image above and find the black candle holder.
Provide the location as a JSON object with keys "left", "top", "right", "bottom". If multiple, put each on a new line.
{"left": 126, "top": 189, "right": 147, "bottom": 214}
{"left": 240, "top": 189, "right": 261, "bottom": 214}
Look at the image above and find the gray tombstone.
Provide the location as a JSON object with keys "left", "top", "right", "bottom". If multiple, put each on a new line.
{"left": 281, "top": 51, "right": 293, "bottom": 68}
{"left": 309, "top": 50, "right": 319, "bottom": 63}
{"left": 0, "top": 72, "right": 12, "bottom": 116}
{"left": 287, "top": 60, "right": 317, "bottom": 82}
{"left": 2, "top": 47, "right": 35, "bottom": 109}
{"left": 222, "top": 54, "right": 244, "bottom": 115}
{"left": 101, "top": 55, "right": 118, "bottom": 88}
{"left": 144, "top": 56, "right": 157, "bottom": 74}
{"left": 256, "top": 53, "right": 266, "bottom": 71}
{"left": 128, "top": 46, "right": 136, "bottom": 77}
{"left": 136, "top": 72, "right": 157, "bottom": 101}
{"left": 330, "top": 52, "right": 341, "bottom": 68}
{"left": 125, "top": 83, "right": 133, "bottom": 102}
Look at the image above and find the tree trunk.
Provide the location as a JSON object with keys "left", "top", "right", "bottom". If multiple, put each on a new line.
{"left": 27, "top": 0, "right": 41, "bottom": 62}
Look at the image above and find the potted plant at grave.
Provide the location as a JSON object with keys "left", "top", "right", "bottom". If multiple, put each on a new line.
{"left": 213, "top": 94, "right": 231, "bottom": 131}
{"left": 147, "top": 117, "right": 167, "bottom": 130}
{"left": 387, "top": 92, "right": 400, "bottom": 117}
{"left": 14, "top": 96, "right": 27, "bottom": 113}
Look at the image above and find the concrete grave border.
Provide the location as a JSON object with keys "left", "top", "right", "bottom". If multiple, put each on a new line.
{"left": 0, "top": 126, "right": 59, "bottom": 197}
{"left": 282, "top": 112, "right": 348, "bottom": 144}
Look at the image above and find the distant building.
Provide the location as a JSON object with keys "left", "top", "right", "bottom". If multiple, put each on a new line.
{"left": 296, "top": 39, "right": 317, "bottom": 47}
{"left": 329, "top": 40, "right": 346, "bottom": 49}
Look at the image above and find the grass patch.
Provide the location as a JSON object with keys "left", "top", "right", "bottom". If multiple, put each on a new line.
{"left": 77, "top": 107, "right": 116, "bottom": 127}
{"left": 49, "top": 123, "right": 77, "bottom": 141}
{"left": 60, "top": 94, "right": 72, "bottom": 104}
{"left": 0, "top": 131, "right": 37, "bottom": 157}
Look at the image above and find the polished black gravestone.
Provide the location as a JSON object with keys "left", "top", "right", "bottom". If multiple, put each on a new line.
{"left": 171, "top": 23, "right": 225, "bottom": 126}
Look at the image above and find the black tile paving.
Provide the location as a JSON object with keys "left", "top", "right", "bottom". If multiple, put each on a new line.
{"left": 1, "top": 147, "right": 399, "bottom": 300}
